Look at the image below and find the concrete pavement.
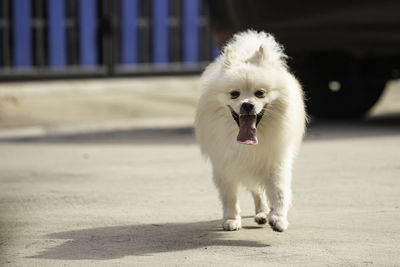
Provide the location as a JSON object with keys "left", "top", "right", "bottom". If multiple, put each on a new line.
{"left": 0, "top": 77, "right": 198, "bottom": 140}
{"left": 0, "top": 76, "right": 399, "bottom": 140}
{"left": 0, "top": 77, "right": 400, "bottom": 266}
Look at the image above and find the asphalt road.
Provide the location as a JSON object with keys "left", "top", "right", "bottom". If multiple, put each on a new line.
{"left": 1, "top": 80, "right": 400, "bottom": 266}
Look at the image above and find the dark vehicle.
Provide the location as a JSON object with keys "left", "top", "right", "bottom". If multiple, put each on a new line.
{"left": 207, "top": 0, "right": 400, "bottom": 118}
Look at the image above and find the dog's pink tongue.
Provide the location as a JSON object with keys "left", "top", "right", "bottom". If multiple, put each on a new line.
{"left": 237, "top": 115, "right": 258, "bottom": 145}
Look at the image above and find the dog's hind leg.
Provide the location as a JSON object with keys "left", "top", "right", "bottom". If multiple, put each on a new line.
{"left": 213, "top": 175, "right": 241, "bottom": 231}
{"left": 251, "top": 187, "right": 269, "bottom": 225}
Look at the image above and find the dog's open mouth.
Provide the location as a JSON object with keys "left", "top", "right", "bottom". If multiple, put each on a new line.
{"left": 229, "top": 106, "right": 265, "bottom": 145}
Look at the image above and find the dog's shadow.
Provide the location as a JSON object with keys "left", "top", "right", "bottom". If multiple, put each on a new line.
{"left": 30, "top": 219, "right": 269, "bottom": 260}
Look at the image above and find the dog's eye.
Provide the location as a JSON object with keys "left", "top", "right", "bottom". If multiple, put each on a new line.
{"left": 255, "top": 90, "right": 265, "bottom": 98}
{"left": 230, "top": 90, "right": 240, "bottom": 99}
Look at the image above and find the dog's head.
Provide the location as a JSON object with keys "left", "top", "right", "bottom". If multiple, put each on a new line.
{"left": 214, "top": 39, "right": 288, "bottom": 145}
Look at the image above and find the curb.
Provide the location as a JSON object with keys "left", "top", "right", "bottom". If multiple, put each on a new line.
{"left": 0, "top": 118, "right": 194, "bottom": 142}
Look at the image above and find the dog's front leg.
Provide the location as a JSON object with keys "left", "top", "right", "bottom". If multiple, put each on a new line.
{"left": 251, "top": 188, "right": 269, "bottom": 225}
{"left": 265, "top": 165, "right": 292, "bottom": 232}
{"left": 213, "top": 174, "right": 241, "bottom": 231}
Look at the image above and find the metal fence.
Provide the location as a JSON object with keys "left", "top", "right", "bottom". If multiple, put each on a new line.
{"left": 0, "top": 0, "right": 218, "bottom": 80}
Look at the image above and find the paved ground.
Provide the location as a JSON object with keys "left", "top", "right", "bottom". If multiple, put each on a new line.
{"left": 0, "top": 77, "right": 198, "bottom": 139}
{"left": 0, "top": 77, "right": 400, "bottom": 266}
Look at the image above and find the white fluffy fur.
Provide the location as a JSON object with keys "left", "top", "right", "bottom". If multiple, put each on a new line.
{"left": 195, "top": 30, "right": 306, "bottom": 232}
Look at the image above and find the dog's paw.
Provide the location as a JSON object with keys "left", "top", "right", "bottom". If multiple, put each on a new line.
{"left": 268, "top": 213, "right": 288, "bottom": 232}
{"left": 222, "top": 218, "right": 242, "bottom": 231}
{"left": 254, "top": 212, "right": 268, "bottom": 225}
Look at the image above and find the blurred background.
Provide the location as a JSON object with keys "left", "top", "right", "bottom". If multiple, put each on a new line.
{"left": 0, "top": 0, "right": 213, "bottom": 136}
{"left": 0, "top": 0, "right": 399, "bottom": 133}
{"left": 0, "top": 0, "right": 399, "bottom": 130}
{"left": 0, "top": 0, "right": 217, "bottom": 77}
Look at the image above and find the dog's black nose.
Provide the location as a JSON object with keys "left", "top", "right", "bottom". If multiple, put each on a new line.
{"left": 240, "top": 102, "right": 254, "bottom": 114}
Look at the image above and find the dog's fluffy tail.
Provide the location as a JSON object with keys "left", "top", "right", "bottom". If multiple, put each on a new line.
{"left": 223, "top": 30, "right": 288, "bottom": 68}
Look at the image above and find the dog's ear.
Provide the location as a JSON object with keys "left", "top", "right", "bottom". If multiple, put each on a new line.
{"left": 223, "top": 45, "right": 240, "bottom": 68}
{"left": 246, "top": 44, "right": 267, "bottom": 66}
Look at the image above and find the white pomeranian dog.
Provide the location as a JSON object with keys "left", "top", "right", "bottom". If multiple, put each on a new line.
{"left": 195, "top": 30, "right": 306, "bottom": 232}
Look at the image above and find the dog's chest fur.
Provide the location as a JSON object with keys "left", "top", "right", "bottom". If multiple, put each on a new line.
{"left": 207, "top": 116, "right": 289, "bottom": 181}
